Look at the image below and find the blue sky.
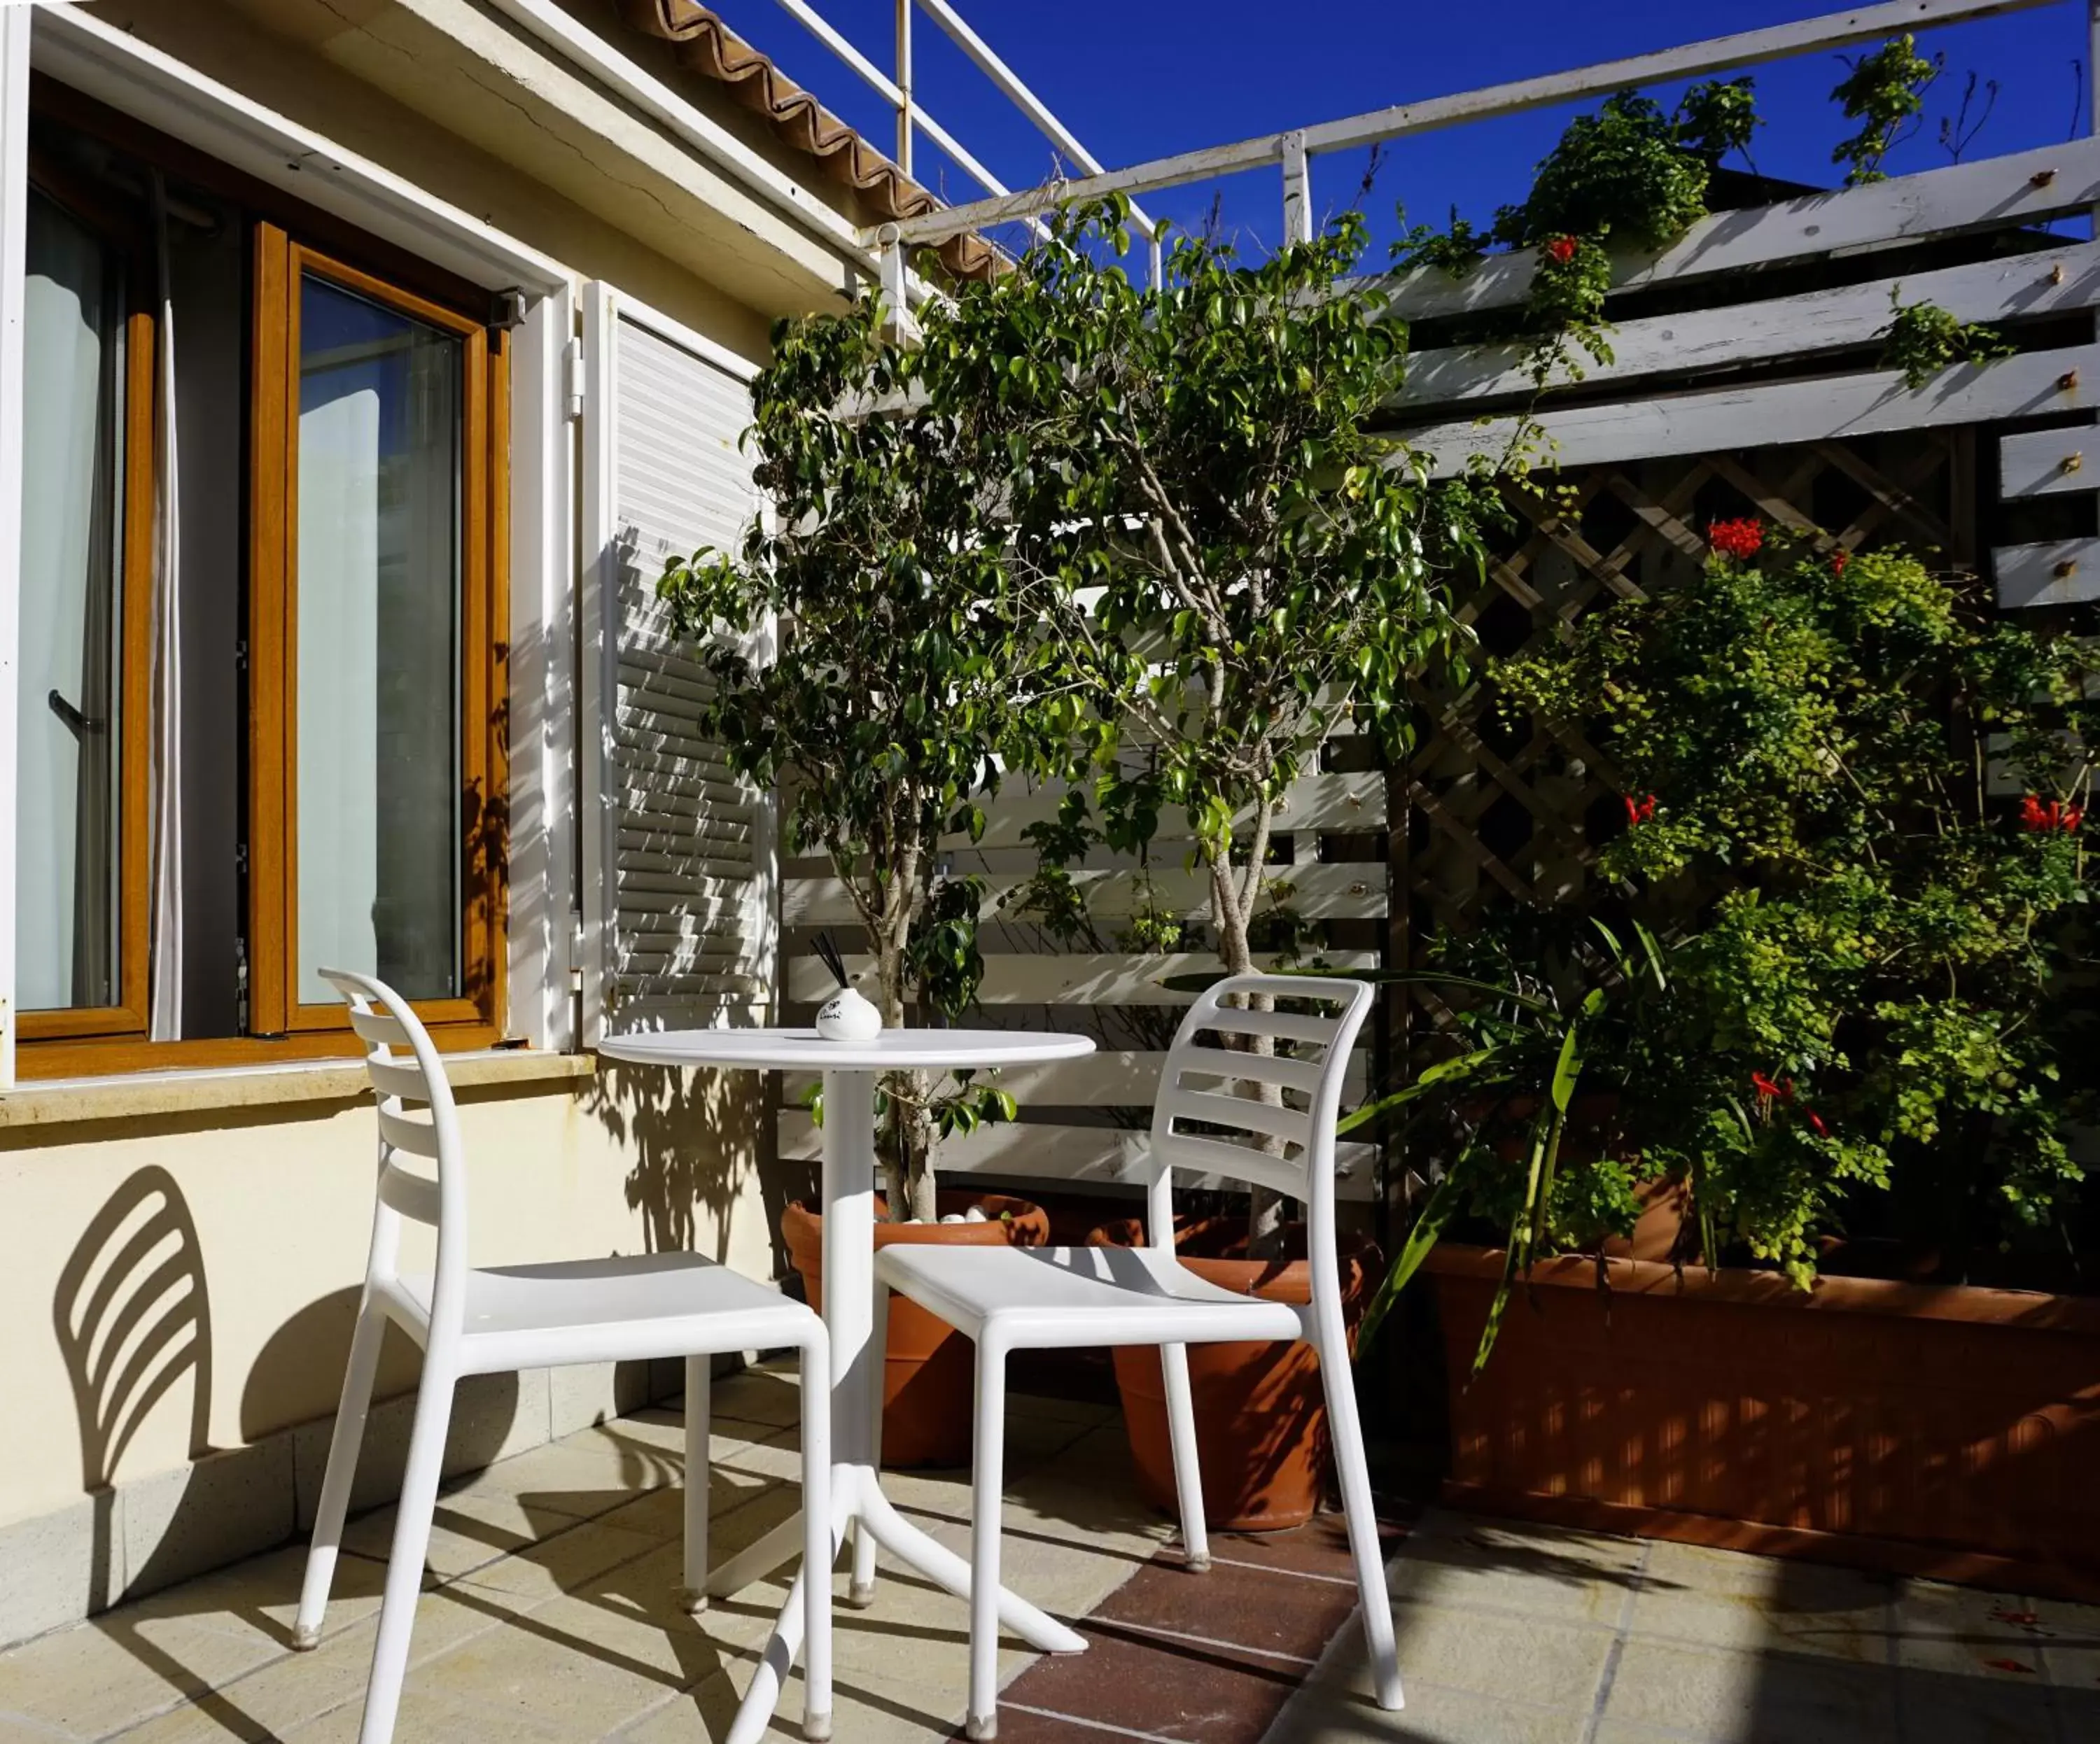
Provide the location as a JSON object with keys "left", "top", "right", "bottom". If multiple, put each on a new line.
{"left": 720, "top": 1, "right": 2093, "bottom": 260}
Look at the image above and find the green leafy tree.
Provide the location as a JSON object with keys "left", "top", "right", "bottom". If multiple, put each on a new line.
{"left": 925, "top": 199, "right": 1492, "bottom": 1248}
{"left": 657, "top": 293, "right": 1031, "bottom": 1223}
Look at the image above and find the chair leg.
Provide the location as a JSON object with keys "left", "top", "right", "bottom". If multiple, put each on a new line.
{"left": 848, "top": 1284, "right": 888, "bottom": 1607}
{"left": 799, "top": 1331, "right": 833, "bottom": 1743}
{"left": 965, "top": 1342, "right": 1007, "bottom": 1742}
{"left": 1158, "top": 1344, "right": 1210, "bottom": 1573}
{"left": 356, "top": 1360, "right": 458, "bottom": 1744}
{"left": 682, "top": 1353, "right": 711, "bottom": 1615}
{"left": 293, "top": 1301, "right": 385, "bottom": 1650}
{"left": 1312, "top": 1328, "right": 1402, "bottom": 1712}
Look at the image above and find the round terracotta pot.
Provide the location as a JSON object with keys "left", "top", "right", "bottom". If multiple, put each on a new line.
{"left": 783, "top": 1190, "right": 1049, "bottom": 1469}
{"left": 1088, "top": 1216, "right": 1382, "bottom": 1532}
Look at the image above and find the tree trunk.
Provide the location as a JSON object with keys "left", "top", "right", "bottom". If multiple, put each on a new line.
{"left": 1208, "top": 844, "right": 1290, "bottom": 1260}
{"left": 872, "top": 873, "right": 939, "bottom": 1225}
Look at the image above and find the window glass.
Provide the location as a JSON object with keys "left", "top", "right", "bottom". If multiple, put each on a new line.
{"left": 16, "top": 190, "right": 123, "bottom": 1012}
{"left": 294, "top": 274, "right": 461, "bottom": 1005}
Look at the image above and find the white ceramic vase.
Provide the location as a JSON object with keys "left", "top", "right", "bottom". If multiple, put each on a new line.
{"left": 815, "top": 986, "right": 883, "bottom": 1043}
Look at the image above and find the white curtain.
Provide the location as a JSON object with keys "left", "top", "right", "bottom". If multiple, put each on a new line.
{"left": 15, "top": 195, "right": 115, "bottom": 1012}
{"left": 148, "top": 172, "right": 183, "bottom": 1041}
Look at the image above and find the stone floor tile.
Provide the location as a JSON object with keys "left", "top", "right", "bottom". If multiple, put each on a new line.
{"left": 620, "top": 1666, "right": 953, "bottom": 1744}
{"left": 0, "top": 1605, "right": 285, "bottom": 1741}
{"left": 1896, "top": 1672, "right": 2062, "bottom": 1744}
{"left": 707, "top": 1368, "right": 803, "bottom": 1431}
{"left": 97, "top": 1589, "right": 503, "bottom": 1743}
{"left": 1264, "top": 1677, "right": 1591, "bottom": 1744}
{"left": 1327, "top": 1598, "right": 1611, "bottom": 1710}
{"left": 397, "top": 1598, "right": 688, "bottom": 1739}
{"left": 1893, "top": 1580, "right": 2057, "bottom": 1682}
{"left": 0, "top": 1718, "right": 76, "bottom": 1743}
{"left": 1603, "top": 1637, "right": 1900, "bottom": 1743}
{"left": 1627, "top": 1542, "right": 1897, "bottom": 1664}
{"left": 442, "top": 1520, "right": 664, "bottom": 1603}
{"left": 1385, "top": 1510, "right": 1647, "bottom": 1629}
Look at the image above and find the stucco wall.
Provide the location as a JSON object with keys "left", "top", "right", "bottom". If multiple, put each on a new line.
{"left": 0, "top": 0, "right": 864, "bottom": 1642}
{"left": 0, "top": 1062, "right": 792, "bottom": 1535}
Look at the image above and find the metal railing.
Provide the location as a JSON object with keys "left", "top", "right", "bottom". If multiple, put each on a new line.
{"left": 871, "top": 0, "right": 2085, "bottom": 279}
{"left": 765, "top": 0, "right": 1163, "bottom": 283}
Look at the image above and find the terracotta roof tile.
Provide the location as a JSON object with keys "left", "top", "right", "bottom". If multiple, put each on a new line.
{"left": 615, "top": 0, "right": 1000, "bottom": 281}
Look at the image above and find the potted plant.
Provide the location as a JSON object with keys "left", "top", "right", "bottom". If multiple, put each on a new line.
{"left": 1384, "top": 526, "right": 2100, "bottom": 1586}
{"left": 658, "top": 292, "right": 1058, "bottom": 1467}
{"left": 928, "top": 198, "right": 1491, "bottom": 1526}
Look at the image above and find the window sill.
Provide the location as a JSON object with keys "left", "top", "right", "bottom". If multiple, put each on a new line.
{"left": 0, "top": 1049, "right": 596, "bottom": 1130}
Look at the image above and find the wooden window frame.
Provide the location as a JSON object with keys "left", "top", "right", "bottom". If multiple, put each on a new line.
{"left": 247, "top": 227, "right": 508, "bottom": 1048}
{"left": 15, "top": 106, "right": 510, "bottom": 1080}
{"left": 15, "top": 158, "right": 156, "bottom": 1048}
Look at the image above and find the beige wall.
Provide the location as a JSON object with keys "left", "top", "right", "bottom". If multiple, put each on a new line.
{"left": 0, "top": 1064, "right": 791, "bottom": 1532}
{"left": 1, "top": 0, "right": 861, "bottom": 1558}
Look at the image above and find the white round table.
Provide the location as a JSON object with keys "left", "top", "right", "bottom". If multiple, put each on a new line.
{"left": 596, "top": 1027, "right": 1096, "bottom": 1736}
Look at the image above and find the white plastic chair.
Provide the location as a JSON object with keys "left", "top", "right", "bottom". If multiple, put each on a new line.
{"left": 874, "top": 973, "right": 1401, "bottom": 1739}
{"left": 294, "top": 969, "right": 834, "bottom": 1744}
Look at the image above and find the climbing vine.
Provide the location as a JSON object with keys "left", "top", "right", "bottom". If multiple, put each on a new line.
{"left": 1831, "top": 34, "right": 1941, "bottom": 185}
{"left": 1880, "top": 288, "right": 2015, "bottom": 389}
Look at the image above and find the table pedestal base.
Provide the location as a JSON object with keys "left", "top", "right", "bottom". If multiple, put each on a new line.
{"left": 719, "top": 1461, "right": 1085, "bottom": 1744}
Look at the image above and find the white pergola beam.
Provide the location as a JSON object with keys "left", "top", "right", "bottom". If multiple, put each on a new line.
{"left": 883, "top": 0, "right": 2061, "bottom": 246}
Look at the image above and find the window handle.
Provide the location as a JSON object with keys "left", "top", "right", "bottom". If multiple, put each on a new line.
{"left": 48, "top": 689, "right": 104, "bottom": 734}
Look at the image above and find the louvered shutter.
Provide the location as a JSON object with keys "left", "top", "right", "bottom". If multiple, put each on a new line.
{"left": 580, "top": 286, "right": 774, "bottom": 1040}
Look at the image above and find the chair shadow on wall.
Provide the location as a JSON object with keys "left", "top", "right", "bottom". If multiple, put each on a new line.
{"left": 50, "top": 1165, "right": 292, "bottom": 1734}
{"left": 55, "top": 1163, "right": 214, "bottom": 1616}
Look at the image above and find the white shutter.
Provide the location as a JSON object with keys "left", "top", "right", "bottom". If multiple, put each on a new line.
{"left": 579, "top": 285, "right": 774, "bottom": 1041}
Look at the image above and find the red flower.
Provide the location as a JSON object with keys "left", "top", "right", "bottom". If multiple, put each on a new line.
{"left": 1623, "top": 794, "right": 1657, "bottom": 827}
{"left": 1830, "top": 547, "right": 1850, "bottom": 575}
{"left": 1544, "top": 234, "right": 1579, "bottom": 265}
{"left": 1751, "top": 1071, "right": 1795, "bottom": 1104}
{"left": 2022, "top": 795, "right": 2084, "bottom": 834}
{"left": 1708, "top": 518, "right": 1765, "bottom": 560}
{"left": 1806, "top": 1109, "right": 1829, "bottom": 1137}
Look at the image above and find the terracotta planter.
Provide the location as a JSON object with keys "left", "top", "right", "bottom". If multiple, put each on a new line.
{"left": 783, "top": 1191, "right": 1049, "bottom": 1469}
{"left": 1422, "top": 1244, "right": 2100, "bottom": 1597}
{"left": 1088, "top": 1216, "right": 1381, "bottom": 1532}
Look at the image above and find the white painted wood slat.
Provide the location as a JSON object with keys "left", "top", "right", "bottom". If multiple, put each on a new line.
{"left": 1387, "top": 136, "right": 2100, "bottom": 324}
{"left": 1404, "top": 344, "right": 2099, "bottom": 477}
{"left": 1994, "top": 538, "right": 2100, "bottom": 607}
{"left": 781, "top": 1047, "right": 1371, "bottom": 1107}
{"left": 785, "top": 951, "right": 1378, "bottom": 1007}
{"left": 2000, "top": 424, "right": 2099, "bottom": 498}
{"left": 1399, "top": 242, "right": 2100, "bottom": 409}
{"left": 776, "top": 1111, "right": 1380, "bottom": 1201}
{"left": 785, "top": 860, "right": 1385, "bottom": 927}
{"left": 940, "top": 771, "right": 1386, "bottom": 848}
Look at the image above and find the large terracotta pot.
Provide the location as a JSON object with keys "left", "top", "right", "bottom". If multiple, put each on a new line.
{"left": 783, "top": 1191, "right": 1049, "bottom": 1469}
{"left": 1422, "top": 1244, "right": 2100, "bottom": 1598}
{"left": 1088, "top": 1216, "right": 1381, "bottom": 1532}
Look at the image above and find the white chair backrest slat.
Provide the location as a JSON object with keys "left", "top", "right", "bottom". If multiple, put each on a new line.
{"left": 1174, "top": 1042, "right": 1326, "bottom": 1098}
{"left": 1155, "top": 1134, "right": 1310, "bottom": 1203}
{"left": 365, "top": 1055, "right": 434, "bottom": 1104}
{"left": 375, "top": 1103, "right": 442, "bottom": 1161}
{"left": 1160, "top": 1083, "right": 1311, "bottom": 1148}
{"left": 1147, "top": 974, "right": 1375, "bottom": 1253}
{"left": 376, "top": 1164, "right": 443, "bottom": 1225}
{"left": 1191, "top": 1002, "right": 1340, "bottom": 1048}
{"left": 348, "top": 1005, "right": 416, "bottom": 1048}
{"left": 323, "top": 968, "right": 469, "bottom": 1325}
